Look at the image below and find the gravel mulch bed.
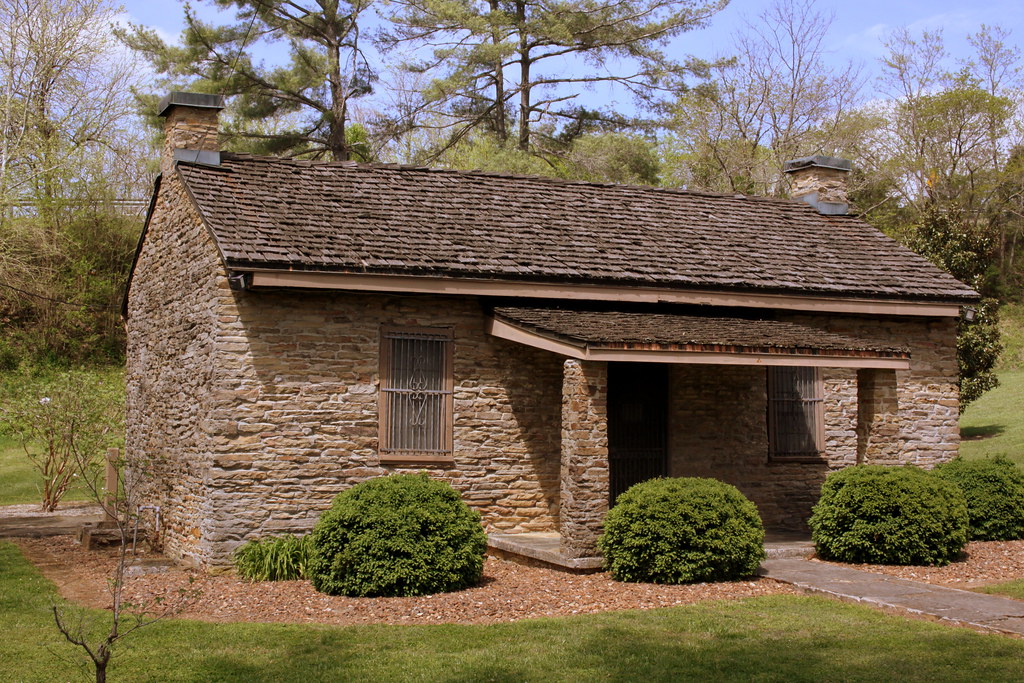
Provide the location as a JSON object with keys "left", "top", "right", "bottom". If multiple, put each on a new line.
{"left": 818, "top": 540, "right": 1024, "bottom": 589}
{"left": 11, "top": 536, "right": 1024, "bottom": 627}
{"left": 12, "top": 536, "right": 796, "bottom": 626}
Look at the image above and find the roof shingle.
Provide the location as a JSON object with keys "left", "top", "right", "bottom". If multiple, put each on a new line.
{"left": 176, "top": 154, "right": 976, "bottom": 302}
{"left": 492, "top": 305, "right": 910, "bottom": 357}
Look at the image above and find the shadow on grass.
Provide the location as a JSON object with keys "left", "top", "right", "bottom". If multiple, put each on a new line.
{"left": 961, "top": 424, "right": 1005, "bottom": 441}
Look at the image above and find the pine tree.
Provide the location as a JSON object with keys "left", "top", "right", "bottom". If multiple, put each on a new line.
{"left": 382, "top": 0, "right": 727, "bottom": 156}
{"left": 118, "top": 0, "right": 378, "bottom": 161}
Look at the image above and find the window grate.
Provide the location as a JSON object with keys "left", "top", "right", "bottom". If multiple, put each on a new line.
{"left": 379, "top": 327, "right": 453, "bottom": 457}
{"left": 767, "top": 366, "right": 824, "bottom": 460}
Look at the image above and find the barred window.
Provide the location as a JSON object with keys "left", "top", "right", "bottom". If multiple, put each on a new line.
{"left": 379, "top": 326, "right": 454, "bottom": 462}
{"left": 767, "top": 366, "right": 824, "bottom": 461}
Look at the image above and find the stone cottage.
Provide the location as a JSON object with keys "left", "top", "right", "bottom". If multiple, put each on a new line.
{"left": 125, "top": 92, "right": 977, "bottom": 569}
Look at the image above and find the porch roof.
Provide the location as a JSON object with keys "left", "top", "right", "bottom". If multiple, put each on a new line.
{"left": 487, "top": 305, "right": 912, "bottom": 369}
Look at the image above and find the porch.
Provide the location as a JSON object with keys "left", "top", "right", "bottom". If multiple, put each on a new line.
{"left": 487, "top": 303, "right": 913, "bottom": 563}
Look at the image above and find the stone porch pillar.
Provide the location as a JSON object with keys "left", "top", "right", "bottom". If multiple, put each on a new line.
{"left": 559, "top": 358, "right": 609, "bottom": 559}
{"left": 856, "top": 368, "right": 903, "bottom": 464}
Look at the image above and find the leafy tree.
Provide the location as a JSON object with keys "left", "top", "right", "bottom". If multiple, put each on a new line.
{"left": 119, "top": 0, "right": 378, "bottom": 161}
{"left": 663, "top": 0, "right": 862, "bottom": 195}
{"left": 0, "top": 368, "right": 122, "bottom": 511}
{"left": 382, "top": 0, "right": 727, "bottom": 157}
{"left": 0, "top": 0, "right": 148, "bottom": 366}
{"left": 908, "top": 205, "right": 1001, "bottom": 407}
{"left": 564, "top": 133, "right": 660, "bottom": 185}
{"left": 850, "top": 25, "right": 1024, "bottom": 405}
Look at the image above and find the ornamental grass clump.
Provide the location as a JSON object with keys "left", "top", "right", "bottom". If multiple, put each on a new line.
{"left": 598, "top": 477, "right": 765, "bottom": 584}
{"left": 934, "top": 456, "right": 1024, "bottom": 541}
{"left": 309, "top": 473, "right": 486, "bottom": 597}
{"left": 810, "top": 465, "right": 968, "bottom": 566}
{"left": 234, "top": 534, "right": 313, "bottom": 581}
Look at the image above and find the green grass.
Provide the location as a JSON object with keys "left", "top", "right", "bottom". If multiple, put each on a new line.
{"left": 959, "top": 302, "right": 1024, "bottom": 464}
{"left": 3, "top": 542, "right": 1024, "bottom": 682}
{"left": 996, "top": 301, "right": 1024, "bottom": 372}
{"left": 978, "top": 579, "right": 1024, "bottom": 601}
{"left": 960, "top": 370, "right": 1024, "bottom": 466}
{"left": 0, "top": 435, "right": 89, "bottom": 508}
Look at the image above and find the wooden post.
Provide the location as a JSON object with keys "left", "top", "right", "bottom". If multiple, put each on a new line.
{"left": 104, "top": 448, "right": 119, "bottom": 520}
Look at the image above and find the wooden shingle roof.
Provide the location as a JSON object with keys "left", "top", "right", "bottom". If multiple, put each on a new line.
{"left": 175, "top": 154, "right": 977, "bottom": 303}
{"left": 492, "top": 306, "right": 909, "bottom": 356}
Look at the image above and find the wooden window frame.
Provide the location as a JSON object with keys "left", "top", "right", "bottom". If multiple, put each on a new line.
{"left": 767, "top": 366, "right": 826, "bottom": 462}
{"left": 378, "top": 325, "right": 454, "bottom": 464}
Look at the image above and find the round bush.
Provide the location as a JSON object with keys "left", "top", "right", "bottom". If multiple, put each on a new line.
{"left": 934, "top": 456, "right": 1024, "bottom": 541}
{"left": 598, "top": 477, "right": 765, "bottom": 583}
{"left": 308, "top": 473, "right": 486, "bottom": 597}
{"left": 809, "top": 465, "right": 968, "bottom": 566}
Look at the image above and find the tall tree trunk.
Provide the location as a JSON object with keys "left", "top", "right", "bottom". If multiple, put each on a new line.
{"left": 489, "top": 0, "right": 506, "bottom": 142}
{"left": 516, "top": 1, "right": 530, "bottom": 151}
{"left": 327, "top": 34, "right": 348, "bottom": 161}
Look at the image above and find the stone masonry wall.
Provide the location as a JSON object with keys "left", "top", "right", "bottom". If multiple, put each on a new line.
{"left": 667, "top": 314, "right": 959, "bottom": 530}
{"left": 125, "top": 170, "right": 225, "bottom": 566}
{"left": 197, "top": 290, "right": 564, "bottom": 567}
{"left": 558, "top": 359, "right": 609, "bottom": 560}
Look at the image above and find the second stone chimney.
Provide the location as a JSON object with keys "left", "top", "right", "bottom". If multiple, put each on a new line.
{"left": 783, "top": 155, "right": 852, "bottom": 215}
{"left": 157, "top": 91, "right": 225, "bottom": 175}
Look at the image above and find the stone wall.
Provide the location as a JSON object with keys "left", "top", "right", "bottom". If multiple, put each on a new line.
{"left": 666, "top": 314, "right": 960, "bottom": 530}
{"left": 125, "top": 171, "right": 225, "bottom": 566}
{"left": 807, "top": 315, "right": 961, "bottom": 468}
{"left": 197, "top": 288, "right": 564, "bottom": 566}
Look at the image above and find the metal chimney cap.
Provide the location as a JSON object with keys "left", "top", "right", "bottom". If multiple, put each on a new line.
{"left": 158, "top": 91, "right": 226, "bottom": 117}
{"left": 783, "top": 155, "right": 853, "bottom": 174}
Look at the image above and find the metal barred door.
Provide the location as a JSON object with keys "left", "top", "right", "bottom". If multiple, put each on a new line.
{"left": 608, "top": 363, "right": 669, "bottom": 504}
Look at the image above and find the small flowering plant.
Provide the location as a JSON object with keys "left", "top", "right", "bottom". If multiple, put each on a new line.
{"left": 0, "top": 369, "right": 123, "bottom": 511}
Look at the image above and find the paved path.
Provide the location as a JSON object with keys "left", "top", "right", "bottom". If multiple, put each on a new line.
{"left": 762, "top": 558, "right": 1024, "bottom": 637}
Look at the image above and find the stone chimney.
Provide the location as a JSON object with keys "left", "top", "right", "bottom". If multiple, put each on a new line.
{"left": 783, "top": 155, "right": 852, "bottom": 215}
{"left": 157, "top": 92, "right": 225, "bottom": 175}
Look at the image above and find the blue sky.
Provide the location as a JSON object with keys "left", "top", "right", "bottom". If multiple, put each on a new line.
{"left": 117, "top": 0, "right": 1024, "bottom": 102}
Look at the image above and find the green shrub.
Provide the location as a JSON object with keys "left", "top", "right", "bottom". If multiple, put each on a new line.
{"left": 598, "top": 477, "right": 765, "bottom": 583}
{"left": 234, "top": 534, "right": 312, "bottom": 581}
{"left": 934, "top": 456, "right": 1024, "bottom": 540}
{"left": 308, "top": 473, "right": 486, "bottom": 597}
{"left": 810, "top": 465, "right": 968, "bottom": 566}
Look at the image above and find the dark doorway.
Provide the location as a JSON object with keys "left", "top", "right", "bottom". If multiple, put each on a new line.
{"left": 608, "top": 363, "right": 669, "bottom": 504}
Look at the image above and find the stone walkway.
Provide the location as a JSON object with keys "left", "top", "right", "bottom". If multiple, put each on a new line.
{"left": 762, "top": 558, "right": 1024, "bottom": 637}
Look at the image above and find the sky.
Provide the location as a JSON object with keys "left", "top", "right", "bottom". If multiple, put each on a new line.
{"left": 116, "top": 0, "right": 1024, "bottom": 110}
{"left": 118, "top": 0, "right": 1024, "bottom": 63}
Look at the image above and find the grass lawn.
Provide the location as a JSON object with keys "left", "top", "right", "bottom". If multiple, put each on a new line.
{"left": 960, "top": 369, "right": 1024, "bottom": 466}
{"left": 0, "top": 435, "right": 89, "bottom": 508}
{"left": 3, "top": 543, "right": 1024, "bottom": 682}
{"left": 978, "top": 579, "right": 1024, "bottom": 601}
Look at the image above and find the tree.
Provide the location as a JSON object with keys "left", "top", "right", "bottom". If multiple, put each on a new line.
{"left": 119, "top": 0, "right": 378, "bottom": 161}
{"left": 0, "top": 0, "right": 148, "bottom": 366}
{"left": 0, "top": 369, "right": 122, "bottom": 511}
{"left": 564, "top": 132, "right": 660, "bottom": 185}
{"left": 850, "top": 26, "right": 1024, "bottom": 405}
{"left": 381, "top": 0, "right": 727, "bottom": 157}
{"left": 663, "top": 0, "right": 862, "bottom": 195}
{"left": 48, "top": 407, "right": 195, "bottom": 683}
{"left": 907, "top": 205, "right": 1001, "bottom": 407}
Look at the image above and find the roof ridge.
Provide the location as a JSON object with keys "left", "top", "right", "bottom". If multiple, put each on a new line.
{"left": 212, "top": 152, "right": 810, "bottom": 207}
